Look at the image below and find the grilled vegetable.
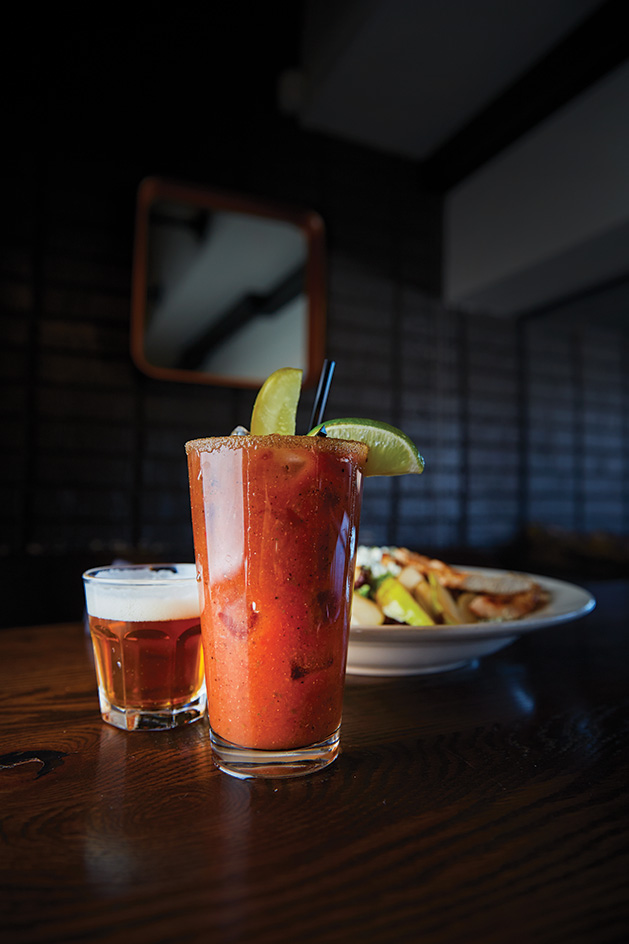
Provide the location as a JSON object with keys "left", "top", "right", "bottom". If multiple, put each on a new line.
{"left": 374, "top": 576, "right": 434, "bottom": 626}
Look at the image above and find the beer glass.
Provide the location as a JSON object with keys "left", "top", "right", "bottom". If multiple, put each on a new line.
{"left": 185, "top": 433, "right": 367, "bottom": 778}
{"left": 82, "top": 564, "right": 206, "bottom": 731}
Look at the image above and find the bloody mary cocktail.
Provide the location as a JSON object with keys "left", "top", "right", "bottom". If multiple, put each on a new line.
{"left": 185, "top": 433, "right": 367, "bottom": 778}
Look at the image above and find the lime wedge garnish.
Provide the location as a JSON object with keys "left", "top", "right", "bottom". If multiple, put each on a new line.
{"left": 308, "top": 418, "right": 424, "bottom": 477}
{"left": 250, "top": 367, "right": 303, "bottom": 435}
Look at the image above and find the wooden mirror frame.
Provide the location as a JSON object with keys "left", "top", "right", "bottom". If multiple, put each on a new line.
{"left": 130, "top": 177, "right": 326, "bottom": 388}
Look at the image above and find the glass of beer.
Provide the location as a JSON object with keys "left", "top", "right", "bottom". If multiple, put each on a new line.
{"left": 82, "top": 563, "right": 206, "bottom": 731}
{"left": 185, "top": 434, "right": 367, "bottom": 778}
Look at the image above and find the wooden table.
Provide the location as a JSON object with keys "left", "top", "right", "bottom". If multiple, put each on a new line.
{"left": 1, "top": 580, "right": 628, "bottom": 944}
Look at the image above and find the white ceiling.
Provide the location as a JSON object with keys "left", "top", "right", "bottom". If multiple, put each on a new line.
{"left": 298, "top": 0, "right": 606, "bottom": 161}
{"left": 293, "top": 0, "right": 629, "bottom": 321}
{"left": 444, "top": 60, "right": 629, "bottom": 314}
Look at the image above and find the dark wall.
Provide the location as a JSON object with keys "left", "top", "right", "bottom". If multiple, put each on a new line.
{"left": 2, "top": 12, "right": 628, "bottom": 627}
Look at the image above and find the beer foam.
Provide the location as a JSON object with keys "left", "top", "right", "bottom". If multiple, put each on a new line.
{"left": 84, "top": 565, "right": 200, "bottom": 622}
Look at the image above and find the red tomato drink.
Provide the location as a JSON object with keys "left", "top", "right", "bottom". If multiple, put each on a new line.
{"left": 185, "top": 434, "right": 367, "bottom": 777}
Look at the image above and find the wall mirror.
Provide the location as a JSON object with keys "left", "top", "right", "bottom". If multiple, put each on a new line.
{"left": 131, "top": 177, "right": 326, "bottom": 388}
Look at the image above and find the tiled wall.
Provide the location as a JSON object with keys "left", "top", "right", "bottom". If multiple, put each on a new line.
{"left": 1, "top": 127, "right": 627, "bottom": 627}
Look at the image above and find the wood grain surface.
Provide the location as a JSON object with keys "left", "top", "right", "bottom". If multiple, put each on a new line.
{"left": 1, "top": 581, "right": 627, "bottom": 944}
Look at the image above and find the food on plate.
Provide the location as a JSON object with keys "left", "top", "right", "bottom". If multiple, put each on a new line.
{"left": 352, "top": 546, "right": 550, "bottom": 628}
{"left": 373, "top": 575, "right": 433, "bottom": 626}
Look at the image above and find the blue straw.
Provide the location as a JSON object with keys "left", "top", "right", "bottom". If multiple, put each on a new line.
{"left": 308, "top": 359, "right": 336, "bottom": 430}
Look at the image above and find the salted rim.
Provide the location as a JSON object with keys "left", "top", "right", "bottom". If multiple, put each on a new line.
{"left": 184, "top": 434, "right": 369, "bottom": 465}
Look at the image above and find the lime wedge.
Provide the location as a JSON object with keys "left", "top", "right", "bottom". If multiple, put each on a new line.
{"left": 250, "top": 367, "right": 303, "bottom": 435}
{"left": 308, "top": 417, "right": 424, "bottom": 476}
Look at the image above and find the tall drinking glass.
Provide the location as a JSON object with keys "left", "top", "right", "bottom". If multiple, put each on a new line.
{"left": 185, "top": 434, "right": 367, "bottom": 778}
{"left": 82, "top": 564, "right": 206, "bottom": 731}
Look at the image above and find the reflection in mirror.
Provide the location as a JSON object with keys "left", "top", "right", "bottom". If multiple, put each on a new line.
{"left": 131, "top": 178, "right": 326, "bottom": 388}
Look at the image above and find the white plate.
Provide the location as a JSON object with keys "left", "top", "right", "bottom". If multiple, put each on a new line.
{"left": 347, "top": 568, "right": 596, "bottom": 676}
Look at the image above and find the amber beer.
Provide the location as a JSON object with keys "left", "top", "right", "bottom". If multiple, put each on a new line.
{"left": 83, "top": 564, "right": 206, "bottom": 731}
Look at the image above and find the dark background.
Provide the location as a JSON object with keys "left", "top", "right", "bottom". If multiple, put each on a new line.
{"left": 2, "top": 3, "right": 628, "bottom": 628}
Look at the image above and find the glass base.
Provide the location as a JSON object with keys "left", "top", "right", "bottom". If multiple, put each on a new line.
{"left": 98, "top": 690, "right": 207, "bottom": 731}
{"left": 210, "top": 726, "right": 341, "bottom": 779}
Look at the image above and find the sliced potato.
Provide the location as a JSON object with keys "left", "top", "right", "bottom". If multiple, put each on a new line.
{"left": 412, "top": 575, "right": 438, "bottom": 620}
{"left": 428, "top": 572, "right": 464, "bottom": 624}
{"left": 457, "top": 592, "right": 479, "bottom": 624}
{"left": 351, "top": 592, "right": 384, "bottom": 627}
{"left": 397, "top": 565, "right": 423, "bottom": 593}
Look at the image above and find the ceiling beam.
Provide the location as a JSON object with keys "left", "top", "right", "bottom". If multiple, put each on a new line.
{"left": 421, "top": 0, "right": 629, "bottom": 191}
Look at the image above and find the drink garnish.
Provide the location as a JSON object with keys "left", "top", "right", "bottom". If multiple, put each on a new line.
{"left": 308, "top": 418, "right": 424, "bottom": 477}
{"left": 248, "top": 367, "right": 425, "bottom": 478}
{"left": 250, "top": 367, "right": 303, "bottom": 435}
